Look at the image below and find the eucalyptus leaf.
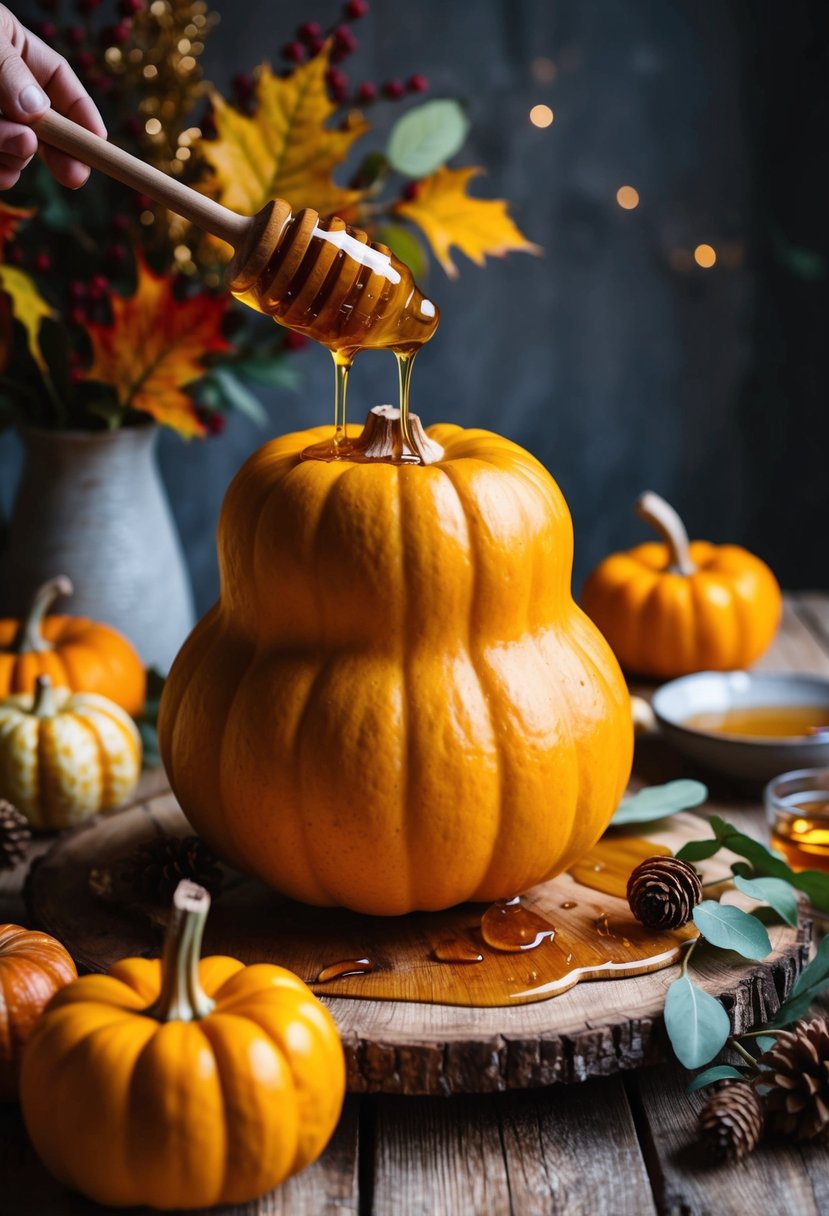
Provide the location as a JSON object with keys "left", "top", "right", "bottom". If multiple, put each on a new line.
{"left": 387, "top": 99, "right": 470, "bottom": 177}
{"left": 211, "top": 368, "right": 268, "bottom": 425}
{"left": 675, "top": 838, "right": 722, "bottom": 863}
{"left": 733, "top": 875, "right": 799, "bottom": 927}
{"left": 377, "top": 223, "right": 428, "bottom": 280}
{"left": 609, "top": 779, "right": 708, "bottom": 827}
{"left": 754, "top": 1035, "right": 777, "bottom": 1052}
{"left": 692, "top": 901, "right": 772, "bottom": 960}
{"left": 686, "top": 1064, "right": 744, "bottom": 1093}
{"left": 664, "top": 975, "right": 731, "bottom": 1069}
{"left": 714, "top": 821, "right": 829, "bottom": 914}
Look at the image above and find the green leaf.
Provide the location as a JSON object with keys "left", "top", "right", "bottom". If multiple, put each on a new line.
{"left": 675, "top": 838, "right": 723, "bottom": 863}
{"left": 387, "top": 99, "right": 470, "bottom": 177}
{"left": 772, "top": 935, "right": 829, "bottom": 1025}
{"left": 664, "top": 975, "right": 731, "bottom": 1069}
{"left": 754, "top": 1035, "right": 777, "bottom": 1052}
{"left": 610, "top": 779, "right": 708, "bottom": 828}
{"left": 733, "top": 875, "right": 799, "bottom": 927}
{"left": 708, "top": 816, "right": 734, "bottom": 841}
{"left": 377, "top": 222, "right": 428, "bottom": 281}
{"left": 210, "top": 368, "right": 267, "bottom": 425}
{"left": 692, "top": 901, "right": 772, "bottom": 960}
{"left": 686, "top": 1064, "right": 744, "bottom": 1093}
{"left": 235, "top": 356, "right": 301, "bottom": 391}
{"left": 715, "top": 823, "right": 829, "bottom": 914}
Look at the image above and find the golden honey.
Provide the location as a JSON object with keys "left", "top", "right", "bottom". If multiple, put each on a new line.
{"left": 684, "top": 705, "right": 829, "bottom": 739}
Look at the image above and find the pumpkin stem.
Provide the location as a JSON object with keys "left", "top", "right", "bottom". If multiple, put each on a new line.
{"left": 145, "top": 880, "right": 216, "bottom": 1023}
{"left": 351, "top": 406, "right": 445, "bottom": 465}
{"left": 32, "top": 675, "right": 59, "bottom": 719}
{"left": 11, "top": 576, "right": 73, "bottom": 654}
{"left": 634, "top": 492, "right": 696, "bottom": 576}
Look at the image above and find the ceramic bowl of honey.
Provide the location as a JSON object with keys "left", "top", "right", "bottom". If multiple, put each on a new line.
{"left": 651, "top": 671, "right": 829, "bottom": 784}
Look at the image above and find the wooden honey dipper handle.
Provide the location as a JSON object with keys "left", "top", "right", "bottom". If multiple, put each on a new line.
{"left": 32, "top": 109, "right": 253, "bottom": 251}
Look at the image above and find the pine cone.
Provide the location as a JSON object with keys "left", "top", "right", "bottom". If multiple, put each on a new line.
{"left": 0, "top": 799, "right": 32, "bottom": 870}
{"left": 757, "top": 1017, "right": 829, "bottom": 1140}
{"left": 699, "top": 1081, "right": 764, "bottom": 1162}
{"left": 120, "top": 835, "right": 223, "bottom": 903}
{"left": 626, "top": 855, "right": 702, "bottom": 929}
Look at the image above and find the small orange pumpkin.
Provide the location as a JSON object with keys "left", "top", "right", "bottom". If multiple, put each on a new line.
{"left": 0, "top": 923, "right": 77, "bottom": 1101}
{"left": 21, "top": 881, "right": 345, "bottom": 1209}
{"left": 581, "top": 491, "right": 782, "bottom": 679}
{"left": 0, "top": 576, "right": 146, "bottom": 717}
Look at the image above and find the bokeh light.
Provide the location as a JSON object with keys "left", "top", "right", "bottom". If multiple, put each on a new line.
{"left": 616, "top": 186, "right": 640, "bottom": 210}
{"left": 530, "top": 104, "right": 554, "bottom": 128}
{"left": 694, "top": 244, "right": 717, "bottom": 268}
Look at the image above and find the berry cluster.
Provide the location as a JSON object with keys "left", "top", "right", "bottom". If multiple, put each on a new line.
{"left": 35, "top": 0, "right": 146, "bottom": 98}
{"left": 227, "top": 1, "right": 428, "bottom": 110}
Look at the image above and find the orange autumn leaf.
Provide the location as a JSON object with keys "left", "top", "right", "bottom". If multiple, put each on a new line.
{"left": 199, "top": 50, "right": 369, "bottom": 245}
{"left": 83, "top": 257, "right": 229, "bottom": 438}
{"left": 0, "top": 200, "right": 34, "bottom": 257}
{"left": 393, "top": 166, "right": 541, "bottom": 280}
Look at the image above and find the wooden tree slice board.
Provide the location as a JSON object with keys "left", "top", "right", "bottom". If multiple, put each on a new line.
{"left": 27, "top": 790, "right": 809, "bottom": 1095}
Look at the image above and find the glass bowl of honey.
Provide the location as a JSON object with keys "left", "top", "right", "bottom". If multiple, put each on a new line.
{"left": 765, "top": 768, "right": 829, "bottom": 872}
{"left": 651, "top": 672, "right": 829, "bottom": 784}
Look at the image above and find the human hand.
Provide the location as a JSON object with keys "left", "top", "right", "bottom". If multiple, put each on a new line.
{"left": 0, "top": 4, "right": 106, "bottom": 189}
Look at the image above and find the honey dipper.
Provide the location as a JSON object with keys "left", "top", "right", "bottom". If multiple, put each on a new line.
{"left": 32, "top": 109, "right": 439, "bottom": 354}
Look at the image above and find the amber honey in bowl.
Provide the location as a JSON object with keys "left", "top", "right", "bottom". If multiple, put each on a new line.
{"left": 765, "top": 769, "right": 829, "bottom": 872}
{"left": 685, "top": 705, "right": 829, "bottom": 740}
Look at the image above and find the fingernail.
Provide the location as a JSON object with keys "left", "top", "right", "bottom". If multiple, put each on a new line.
{"left": 19, "top": 85, "right": 49, "bottom": 114}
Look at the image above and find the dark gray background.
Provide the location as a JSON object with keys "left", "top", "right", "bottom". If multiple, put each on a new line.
{"left": 2, "top": 0, "right": 827, "bottom": 612}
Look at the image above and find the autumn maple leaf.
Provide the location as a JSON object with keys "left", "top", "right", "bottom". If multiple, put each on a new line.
{"left": 199, "top": 49, "right": 369, "bottom": 243}
{"left": 394, "top": 166, "right": 541, "bottom": 280}
{"left": 0, "top": 200, "right": 35, "bottom": 256}
{"left": 83, "top": 256, "right": 230, "bottom": 438}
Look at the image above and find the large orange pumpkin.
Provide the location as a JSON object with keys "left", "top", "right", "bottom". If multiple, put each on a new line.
{"left": 0, "top": 576, "right": 146, "bottom": 717}
{"left": 21, "top": 881, "right": 344, "bottom": 1209}
{"left": 159, "top": 408, "right": 633, "bottom": 915}
{"left": 581, "top": 491, "right": 782, "bottom": 679}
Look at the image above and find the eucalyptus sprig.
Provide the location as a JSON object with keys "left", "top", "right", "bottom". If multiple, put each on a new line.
{"left": 661, "top": 815, "right": 829, "bottom": 1075}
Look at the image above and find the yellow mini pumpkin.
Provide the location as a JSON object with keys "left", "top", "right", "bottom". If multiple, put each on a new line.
{"left": 0, "top": 675, "right": 141, "bottom": 829}
{"left": 21, "top": 881, "right": 345, "bottom": 1210}
{"left": 581, "top": 491, "right": 782, "bottom": 679}
{"left": 159, "top": 408, "right": 633, "bottom": 915}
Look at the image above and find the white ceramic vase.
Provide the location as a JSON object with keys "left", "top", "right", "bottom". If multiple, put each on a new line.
{"left": 0, "top": 424, "right": 195, "bottom": 672}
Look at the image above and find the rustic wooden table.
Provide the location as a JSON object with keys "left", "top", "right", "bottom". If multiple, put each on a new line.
{"left": 2, "top": 594, "right": 829, "bottom": 1216}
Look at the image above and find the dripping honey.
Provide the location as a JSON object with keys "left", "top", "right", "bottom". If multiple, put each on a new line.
{"left": 684, "top": 705, "right": 829, "bottom": 739}
{"left": 231, "top": 211, "right": 439, "bottom": 463}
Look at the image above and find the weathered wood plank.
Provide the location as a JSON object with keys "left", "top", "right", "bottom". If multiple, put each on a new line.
{"left": 631, "top": 1060, "right": 829, "bottom": 1216}
{"left": 371, "top": 1078, "right": 656, "bottom": 1216}
{"left": 0, "top": 1100, "right": 360, "bottom": 1216}
{"left": 753, "top": 594, "right": 829, "bottom": 674}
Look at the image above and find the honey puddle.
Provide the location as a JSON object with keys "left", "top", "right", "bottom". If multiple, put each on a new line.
{"left": 216, "top": 834, "right": 694, "bottom": 1008}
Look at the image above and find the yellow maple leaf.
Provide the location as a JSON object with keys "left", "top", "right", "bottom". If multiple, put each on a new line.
{"left": 0, "top": 265, "right": 55, "bottom": 373}
{"left": 394, "top": 166, "right": 541, "bottom": 280}
{"left": 83, "top": 257, "right": 230, "bottom": 439}
{"left": 200, "top": 51, "right": 369, "bottom": 243}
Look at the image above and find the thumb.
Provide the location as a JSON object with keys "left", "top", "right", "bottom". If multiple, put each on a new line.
{"left": 0, "top": 39, "right": 50, "bottom": 122}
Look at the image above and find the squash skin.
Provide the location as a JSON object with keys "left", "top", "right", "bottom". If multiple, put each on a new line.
{"left": 20, "top": 956, "right": 345, "bottom": 1209}
{"left": 581, "top": 540, "right": 783, "bottom": 679}
{"left": 159, "top": 421, "right": 633, "bottom": 915}
{"left": 0, "top": 924, "right": 77, "bottom": 1102}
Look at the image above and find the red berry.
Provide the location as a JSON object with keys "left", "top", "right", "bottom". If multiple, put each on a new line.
{"left": 281, "top": 40, "right": 305, "bottom": 63}
{"left": 306, "top": 35, "right": 325, "bottom": 56}
{"left": 333, "top": 25, "right": 358, "bottom": 53}
{"left": 402, "top": 180, "right": 421, "bottom": 201}
{"left": 326, "top": 68, "right": 349, "bottom": 93}
{"left": 382, "top": 79, "right": 405, "bottom": 100}
{"left": 123, "top": 117, "right": 143, "bottom": 139}
{"left": 133, "top": 192, "right": 153, "bottom": 210}
{"left": 232, "top": 72, "right": 255, "bottom": 96}
{"left": 112, "top": 213, "right": 131, "bottom": 234}
{"left": 119, "top": 0, "right": 143, "bottom": 14}
{"left": 284, "top": 330, "right": 309, "bottom": 351}
{"left": 201, "top": 110, "right": 217, "bottom": 138}
{"left": 33, "top": 252, "right": 52, "bottom": 274}
{"left": 105, "top": 244, "right": 128, "bottom": 268}
{"left": 70, "top": 367, "right": 87, "bottom": 385}
{"left": 68, "top": 304, "right": 87, "bottom": 327}
{"left": 89, "top": 273, "right": 110, "bottom": 299}
{"left": 66, "top": 24, "right": 85, "bottom": 45}
{"left": 38, "top": 0, "right": 59, "bottom": 11}
{"left": 208, "top": 412, "right": 227, "bottom": 436}
{"left": 6, "top": 246, "right": 25, "bottom": 265}
{"left": 297, "top": 20, "right": 322, "bottom": 40}
{"left": 345, "top": 0, "right": 369, "bottom": 18}
{"left": 76, "top": 0, "right": 102, "bottom": 12}
{"left": 357, "top": 81, "right": 377, "bottom": 103}
{"left": 35, "top": 20, "right": 57, "bottom": 38}
{"left": 68, "top": 280, "right": 86, "bottom": 301}
{"left": 111, "top": 22, "right": 132, "bottom": 44}
{"left": 75, "top": 50, "right": 95, "bottom": 71}
{"left": 408, "top": 73, "right": 428, "bottom": 93}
